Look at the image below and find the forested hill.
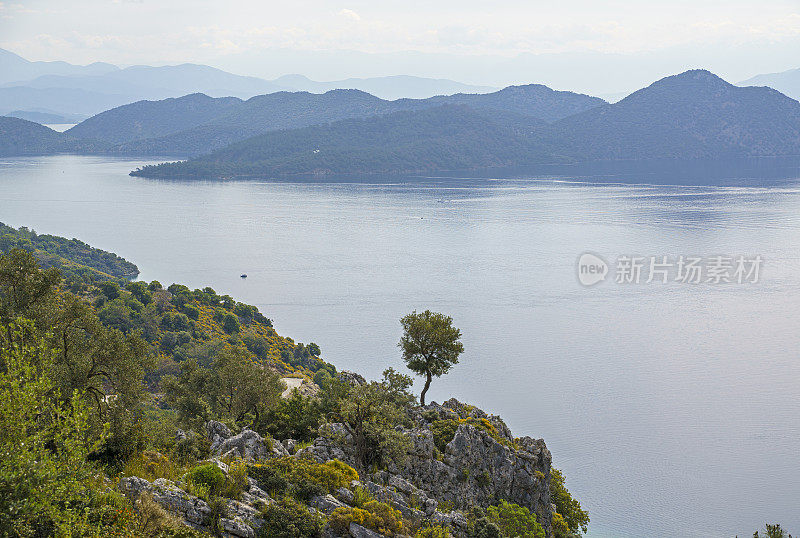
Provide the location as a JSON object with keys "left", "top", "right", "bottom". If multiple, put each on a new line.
{"left": 104, "top": 89, "right": 397, "bottom": 156}
{"left": 61, "top": 84, "right": 603, "bottom": 157}
{"left": 130, "top": 105, "right": 555, "bottom": 178}
{"left": 0, "top": 221, "right": 139, "bottom": 281}
{"left": 65, "top": 93, "right": 242, "bottom": 144}
{"left": 132, "top": 70, "right": 800, "bottom": 179}
{"left": 548, "top": 69, "right": 800, "bottom": 160}
{"left": 399, "top": 84, "right": 606, "bottom": 123}
{"left": 0, "top": 116, "right": 67, "bottom": 156}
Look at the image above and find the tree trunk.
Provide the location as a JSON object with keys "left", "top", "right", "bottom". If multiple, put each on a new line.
{"left": 420, "top": 370, "right": 432, "bottom": 406}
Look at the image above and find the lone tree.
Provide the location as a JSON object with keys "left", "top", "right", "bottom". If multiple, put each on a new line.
{"left": 399, "top": 310, "right": 464, "bottom": 406}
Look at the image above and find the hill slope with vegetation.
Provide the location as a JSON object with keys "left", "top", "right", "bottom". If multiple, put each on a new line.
{"left": 131, "top": 106, "right": 554, "bottom": 178}
{"left": 550, "top": 69, "right": 800, "bottom": 160}
{"left": 65, "top": 93, "right": 242, "bottom": 144}
{"left": 0, "top": 221, "right": 139, "bottom": 282}
{"left": 0, "top": 228, "right": 589, "bottom": 538}
{"left": 0, "top": 116, "right": 68, "bottom": 156}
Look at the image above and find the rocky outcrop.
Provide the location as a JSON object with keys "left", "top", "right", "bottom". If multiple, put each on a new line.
{"left": 337, "top": 371, "right": 366, "bottom": 386}
{"left": 123, "top": 399, "right": 556, "bottom": 538}
{"left": 207, "top": 420, "right": 289, "bottom": 460}
{"left": 119, "top": 475, "right": 265, "bottom": 538}
{"left": 301, "top": 398, "right": 554, "bottom": 536}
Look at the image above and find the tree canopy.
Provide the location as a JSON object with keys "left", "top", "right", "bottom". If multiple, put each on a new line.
{"left": 399, "top": 310, "right": 463, "bottom": 405}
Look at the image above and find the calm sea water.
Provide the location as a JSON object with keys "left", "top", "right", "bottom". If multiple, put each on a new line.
{"left": 2, "top": 155, "right": 800, "bottom": 537}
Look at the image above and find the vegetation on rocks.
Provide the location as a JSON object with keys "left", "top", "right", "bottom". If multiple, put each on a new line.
{"left": 248, "top": 457, "right": 357, "bottom": 501}
{"left": 0, "top": 230, "right": 592, "bottom": 538}
{"left": 329, "top": 500, "right": 407, "bottom": 536}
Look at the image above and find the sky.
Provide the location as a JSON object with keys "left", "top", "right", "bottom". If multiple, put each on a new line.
{"left": 1, "top": 0, "right": 799, "bottom": 94}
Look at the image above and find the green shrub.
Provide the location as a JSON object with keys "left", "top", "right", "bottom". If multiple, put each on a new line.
{"left": 329, "top": 500, "right": 405, "bottom": 536}
{"left": 182, "top": 304, "right": 200, "bottom": 320}
{"left": 99, "top": 280, "right": 120, "bottom": 300}
{"left": 421, "top": 410, "right": 440, "bottom": 423}
{"left": 431, "top": 416, "right": 518, "bottom": 452}
{"left": 351, "top": 485, "right": 373, "bottom": 508}
{"left": 221, "top": 460, "right": 249, "bottom": 500}
{"left": 415, "top": 526, "right": 452, "bottom": 538}
{"left": 173, "top": 434, "right": 210, "bottom": 464}
{"left": 205, "top": 496, "right": 228, "bottom": 535}
{"left": 126, "top": 281, "right": 153, "bottom": 305}
{"left": 476, "top": 470, "right": 492, "bottom": 488}
{"left": 263, "top": 391, "right": 323, "bottom": 442}
{"left": 122, "top": 451, "right": 180, "bottom": 481}
{"left": 223, "top": 313, "right": 240, "bottom": 334}
{"left": 248, "top": 457, "right": 358, "bottom": 501}
{"left": 187, "top": 463, "right": 226, "bottom": 495}
{"left": 258, "top": 497, "right": 323, "bottom": 538}
{"left": 485, "top": 500, "right": 545, "bottom": 538}
{"left": 550, "top": 468, "right": 589, "bottom": 536}
{"left": 313, "top": 369, "right": 332, "bottom": 389}
{"left": 431, "top": 419, "right": 459, "bottom": 452}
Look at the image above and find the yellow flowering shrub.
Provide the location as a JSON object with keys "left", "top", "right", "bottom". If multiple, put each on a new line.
{"left": 329, "top": 500, "right": 406, "bottom": 536}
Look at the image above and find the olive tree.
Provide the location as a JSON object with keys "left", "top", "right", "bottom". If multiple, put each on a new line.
{"left": 398, "top": 310, "right": 463, "bottom": 406}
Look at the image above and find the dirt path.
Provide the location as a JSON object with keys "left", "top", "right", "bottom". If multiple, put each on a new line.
{"left": 281, "top": 377, "right": 303, "bottom": 398}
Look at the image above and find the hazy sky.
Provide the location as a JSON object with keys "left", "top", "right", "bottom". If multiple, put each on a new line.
{"left": 1, "top": 0, "right": 799, "bottom": 91}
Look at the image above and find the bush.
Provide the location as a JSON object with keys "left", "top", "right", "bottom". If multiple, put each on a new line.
{"left": 351, "top": 485, "right": 373, "bottom": 508}
{"left": 99, "top": 280, "right": 121, "bottom": 300}
{"left": 431, "top": 419, "right": 459, "bottom": 452}
{"left": 161, "top": 331, "right": 192, "bottom": 353}
{"left": 223, "top": 313, "right": 240, "bottom": 334}
{"left": 415, "top": 526, "right": 452, "bottom": 538}
{"left": 485, "top": 501, "right": 545, "bottom": 538}
{"left": 132, "top": 492, "right": 180, "bottom": 536}
{"left": 187, "top": 463, "right": 226, "bottom": 495}
{"left": 263, "top": 391, "right": 323, "bottom": 442}
{"left": 550, "top": 468, "right": 589, "bottom": 536}
{"left": 99, "top": 299, "right": 135, "bottom": 332}
{"left": 313, "top": 369, "right": 333, "bottom": 388}
{"left": 156, "top": 527, "right": 207, "bottom": 538}
{"left": 161, "top": 312, "right": 190, "bottom": 332}
{"left": 126, "top": 281, "right": 153, "bottom": 305}
{"left": 122, "top": 451, "right": 180, "bottom": 482}
{"left": 242, "top": 334, "right": 271, "bottom": 359}
{"left": 258, "top": 497, "right": 323, "bottom": 538}
{"left": 248, "top": 457, "right": 358, "bottom": 501}
{"left": 329, "top": 500, "right": 406, "bottom": 536}
{"left": 221, "top": 460, "right": 249, "bottom": 500}
{"left": 182, "top": 304, "right": 200, "bottom": 320}
{"left": 173, "top": 435, "right": 210, "bottom": 464}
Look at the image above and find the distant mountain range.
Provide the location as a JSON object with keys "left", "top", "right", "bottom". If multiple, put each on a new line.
{"left": 0, "top": 48, "right": 494, "bottom": 119}
{"left": 64, "top": 84, "right": 604, "bottom": 156}
{"left": 4, "top": 110, "right": 87, "bottom": 124}
{"left": 129, "top": 70, "right": 800, "bottom": 179}
{"left": 739, "top": 68, "right": 800, "bottom": 102}
{"left": 3, "top": 69, "right": 800, "bottom": 176}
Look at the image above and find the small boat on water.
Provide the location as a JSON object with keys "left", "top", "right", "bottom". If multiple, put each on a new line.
{"left": 240, "top": 274, "right": 247, "bottom": 278}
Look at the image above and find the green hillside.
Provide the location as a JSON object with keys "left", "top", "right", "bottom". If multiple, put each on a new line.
{"left": 0, "top": 116, "right": 66, "bottom": 156}
{"left": 0, "top": 222, "right": 139, "bottom": 282}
